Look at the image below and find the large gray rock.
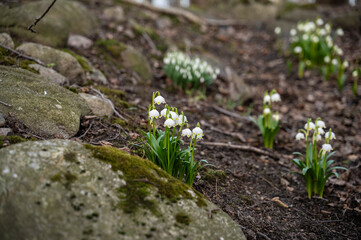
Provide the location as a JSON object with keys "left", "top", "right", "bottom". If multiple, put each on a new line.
{"left": 0, "top": 0, "right": 98, "bottom": 47}
{"left": 17, "top": 42, "right": 84, "bottom": 82}
{"left": 0, "top": 33, "right": 14, "bottom": 49}
{"left": 0, "top": 140, "right": 246, "bottom": 240}
{"left": 28, "top": 64, "right": 69, "bottom": 85}
{"left": 67, "top": 34, "right": 93, "bottom": 49}
{"left": 79, "top": 93, "right": 114, "bottom": 117}
{"left": 0, "top": 66, "right": 90, "bottom": 138}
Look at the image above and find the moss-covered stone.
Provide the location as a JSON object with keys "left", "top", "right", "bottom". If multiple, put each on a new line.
{"left": 62, "top": 49, "right": 93, "bottom": 72}
{"left": 175, "top": 212, "right": 191, "bottom": 225}
{"left": 94, "top": 86, "right": 126, "bottom": 100}
{"left": 0, "top": 135, "right": 36, "bottom": 148}
{"left": 0, "top": 49, "right": 39, "bottom": 74}
{"left": 0, "top": 0, "right": 99, "bottom": 47}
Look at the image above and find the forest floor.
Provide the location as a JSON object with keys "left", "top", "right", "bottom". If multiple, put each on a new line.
{"left": 5, "top": 1, "right": 361, "bottom": 239}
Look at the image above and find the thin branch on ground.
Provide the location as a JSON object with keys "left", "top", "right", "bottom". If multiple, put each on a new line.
{"left": 78, "top": 120, "right": 94, "bottom": 139}
{"left": 201, "top": 120, "right": 246, "bottom": 142}
{"left": 0, "top": 100, "right": 12, "bottom": 107}
{"left": 212, "top": 105, "right": 251, "bottom": 122}
{"left": 200, "top": 141, "right": 279, "bottom": 159}
{"left": 91, "top": 87, "right": 128, "bottom": 122}
{"left": 28, "top": 0, "right": 57, "bottom": 33}
{"left": 0, "top": 43, "right": 45, "bottom": 66}
{"left": 142, "top": 32, "right": 159, "bottom": 54}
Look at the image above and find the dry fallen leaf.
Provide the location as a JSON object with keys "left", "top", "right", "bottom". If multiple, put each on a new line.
{"left": 271, "top": 197, "right": 289, "bottom": 208}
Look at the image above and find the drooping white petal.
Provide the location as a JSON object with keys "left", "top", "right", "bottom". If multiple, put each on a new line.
{"left": 263, "top": 108, "right": 271, "bottom": 115}
{"left": 304, "top": 122, "right": 315, "bottom": 131}
{"left": 182, "top": 128, "right": 192, "bottom": 138}
{"left": 263, "top": 95, "right": 271, "bottom": 104}
{"left": 322, "top": 144, "right": 333, "bottom": 153}
{"left": 295, "top": 132, "right": 305, "bottom": 140}
{"left": 164, "top": 119, "right": 175, "bottom": 128}
{"left": 316, "top": 120, "right": 326, "bottom": 129}
{"left": 271, "top": 93, "right": 281, "bottom": 102}
{"left": 325, "top": 131, "right": 336, "bottom": 140}
{"left": 154, "top": 95, "right": 166, "bottom": 105}
{"left": 148, "top": 109, "right": 159, "bottom": 119}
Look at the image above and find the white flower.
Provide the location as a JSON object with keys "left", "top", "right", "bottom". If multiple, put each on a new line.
{"left": 316, "top": 120, "right": 326, "bottom": 129}
{"left": 324, "top": 56, "right": 330, "bottom": 63}
{"left": 290, "top": 29, "right": 297, "bottom": 36}
{"left": 302, "top": 34, "right": 309, "bottom": 41}
{"left": 177, "top": 114, "right": 187, "bottom": 125}
{"left": 263, "top": 95, "right": 271, "bottom": 104}
{"left": 272, "top": 113, "right": 280, "bottom": 122}
{"left": 325, "top": 23, "right": 331, "bottom": 32}
{"left": 325, "top": 131, "right": 336, "bottom": 140}
{"left": 294, "top": 46, "right": 302, "bottom": 54}
{"left": 169, "top": 111, "right": 178, "bottom": 121}
{"left": 263, "top": 108, "right": 271, "bottom": 115}
{"left": 182, "top": 128, "right": 192, "bottom": 138}
{"left": 322, "top": 144, "right": 333, "bottom": 153}
{"left": 311, "top": 35, "right": 319, "bottom": 43}
{"left": 336, "top": 28, "right": 344, "bottom": 36}
{"left": 164, "top": 119, "right": 175, "bottom": 128}
{"left": 316, "top": 18, "right": 324, "bottom": 26}
{"left": 296, "top": 132, "right": 305, "bottom": 140}
{"left": 149, "top": 109, "right": 159, "bottom": 119}
{"left": 154, "top": 95, "right": 165, "bottom": 105}
{"left": 353, "top": 70, "right": 358, "bottom": 78}
{"left": 334, "top": 46, "right": 343, "bottom": 56}
{"left": 271, "top": 93, "right": 281, "bottom": 102}
{"left": 315, "top": 134, "right": 322, "bottom": 141}
{"left": 192, "top": 127, "right": 203, "bottom": 139}
{"left": 319, "top": 29, "right": 326, "bottom": 36}
{"left": 304, "top": 122, "right": 315, "bottom": 131}
{"left": 342, "top": 61, "right": 349, "bottom": 68}
{"left": 332, "top": 59, "right": 338, "bottom": 65}
{"left": 318, "top": 128, "right": 325, "bottom": 135}
{"left": 274, "top": 27, "right": 281, "bottom": 35}
{"left": 160, "top": 108, "right": 167, "bottom": 118}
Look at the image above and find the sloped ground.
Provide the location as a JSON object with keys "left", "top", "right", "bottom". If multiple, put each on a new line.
{"left": 1, "top": 1, "right": 361, "bottom": 239}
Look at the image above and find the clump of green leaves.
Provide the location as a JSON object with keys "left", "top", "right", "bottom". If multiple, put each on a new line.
{"left": 292, "top": 118, "right": 346, "bottom": 198}
{"left": 142, "top": 91, "right": 212, "bottom": 186}
{"left": 250, "top": 89, "right": 281, "bottom": 149}
{"left": 280, "top": 18, "right": 348, "bottom": 90}
{"left": 163, "top": 51, "right": 219, "bottom": 90}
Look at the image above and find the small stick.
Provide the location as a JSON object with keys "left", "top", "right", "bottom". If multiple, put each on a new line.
{"left": 200, "top": 141, "right": 278, "bottom": 159}
{"left": 0, "top": 100, "right": 12, "bottom": 107}
{"left": 142, "top": 32, "right": 158, "bottom": 53}
{"left": 28, "top": 0, "right": 57, "bottom": 33}
{"left": 212, "top": 105, "right": 251, "bottom": 121}
{"left": 201, "top": 120, "right": 246, "bottom": 142}
{"left": 0, "top": 43, "right": 45, "bottom": 66}
{"left": 78, "top": 121, "right": 94, "bottom": 139}
{"left": 91, "top": 87, "right": 127, "bottom": 122}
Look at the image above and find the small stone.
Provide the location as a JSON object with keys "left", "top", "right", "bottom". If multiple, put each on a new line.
{"left": 0, "top": 114, "right": 5, "bottom": 127}
{"left": 0, "top": 33, "right": 15, "bottom": 49}
{"left": 79, "top": 93, "right": 114, "bottom": 117}
{"left": 0, "top": 128, "right": 12, "bottom": 136}
{"left": 103, "top": 6, "right": 125, "bottom": 23}
{"left": 28, "top": 64, "right": 69, "bottom": 85}
{"left": 67, "top": 35, "right": 93, "bottom": 49}
{"left": 86, "top": 69, "right": 108, "bottom": 85}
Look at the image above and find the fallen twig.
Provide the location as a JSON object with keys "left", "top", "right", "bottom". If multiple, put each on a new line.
{"left": 78, "top": 120, "right": 94, "bottom": 139}
{"left": 212, "top": 105, "right": 251, "bottom": 121}
{"left": 200, "top": 141, "right": 278, "bottom": 159}
{"left": 201, "top": 120, "right": 246, "bottom": 142}
{"left": 0, "top": 43, "right": 45, "bottom": 66}
{"left": 28, "top": 0, "right": 57, "bottom": 33}
{"left": 142, "top": 32, "right": 158, "bottom": 54}
{"left": 0, "top": 100, "right": 12, "bottom": 107}
{"left": 91, "top": 87, "right": 128, "bottom": 122}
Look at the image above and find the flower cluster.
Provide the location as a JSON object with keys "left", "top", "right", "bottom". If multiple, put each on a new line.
{"left": 144, "top": 91, "right": 210, "bottom": 186}
{"left": 163, "top": 51, "right": 220, "bottom": 90}
{"left": 276, "top": 19, "right": 348, "bottom": 91}
{"left": 250, "top": 89, "right": 281, "bottom": 149}
{"left": 292, "top": 118, "right": 345, "bottom": 198}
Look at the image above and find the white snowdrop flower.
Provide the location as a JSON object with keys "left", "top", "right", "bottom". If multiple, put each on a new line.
{"left": 319, "top": 29, "right": 326, "bottom": 36}
{"left": 296, "top": 132, "right": 305, "bottom": 140}
{"left": 318, "top": 128, "right": 325, "bottom": 135}
{"left": 154, "top": 95, "right": 165, "bottom": 105}
{"left": 192, "top": 127, "right": 203, "bottom": 139}
{"left": 290, "top": 36, "right": 299, "bottom": 42}
{"left": 308, "top": 22, "right": 316, "bottom": 31}
{"left": 342, "top": 61, "right": 349, "bottom": 68}
{"left": 215, "top": 68, "right": 220, "bottom": 75}
{"left": 324, "top": 56, "right": 330, "bottom": 63}
{"left": 325, "top": 23, "right": 331, "bottom": 32}
{"left": 334, "top": 46, "right": 343, "bottom": 56}
{"left": 182, "top": 128, "right": 192, "bottom": 138}
{"left": 294, "top": 46, "right": 302, "bottom": 54}
{"left": 164, "top": 118, "right": 175, "bottom": 128}
{"left": 332, "top": 59, "right": 338, "bottom": 65}
{"left": 271, "top": 93, "right": 281, "bottom": 102}
{"left": 302, "top": 34, "right": 309, "bottom": 41}
{"left": 304, "top": 122, "right": 315, "bottom": 131}
{"left": 352, "top": 70, "right": 358, "bottom": 78}
{"left": 290, "top": 29, "right": 297, "bottom": 36}
{"left": 160, "top": 108, "right": 167, "bottom": 118}
{"left": 316, "top": 18, "right": 324, "bottom": 26}
{"left": 274, "top": 27, "right": 281, "bottom": 35}
{"left": 272, "top": 113, "right": 280, "bottom": 122}
{"left": 311, "top": 35, "right": 319, "bottom": 43}
{"left": 263, "top": 95, "right": 271, "bottom": 104}
{"left": 315, "top": 134, "right": 322, "bottom": 141}
{"left": 263, "top": 108, "right": 271, "bottom": 115}
{"left": 148, "top": 109, "right": 159, "bottom": 119}
{"left": 322, "top": 143, "right": 333, "bottom": 153}
{"left": 164, "top": 58, "right": 170, "bottom": 64}
{"left": 177, "top": 114, "right": 187, "bottom": 125}
{"left": 175, "top": 65, "right": 180, "bottom": 71}
{"left": 336, "top": 28, "right": 344, "bottom": 36}
{"left": 200, "top": 77, "right": 205, "bottom": 83}
{"left": 316, "top": 120, "right": 326, "bottom": 129}
{"left": 2, "top": 167, "right": 10, "bottom": 174}
{"left": 325, "top": 131, "right": 336, "bottom": 140}
{"left": 169, "top": 111, "right": 178, "bottom": 121}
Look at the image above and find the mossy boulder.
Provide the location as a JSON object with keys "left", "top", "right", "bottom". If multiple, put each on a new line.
{"left": 0, "top": 0, "right": 98, "bottom": 47}
{"left": 0, "top": 140, "right": 246, "bottom": 240}
{"left": 0, "top": 33, "right": 14, "bottom": 49}
{"left": 96, "top": 39, "right": 152, "bottom": 81}
{"left": 16, "top": 42, "right": 84, "bottom": 82}
{"left": 0, "top": 66, "right": 90, "bottom": 138}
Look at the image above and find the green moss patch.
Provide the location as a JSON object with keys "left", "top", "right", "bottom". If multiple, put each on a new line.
{"left": 0, "top": 50, "right": 39, "bottom": 74}
{"left": 175, "top": 212, "right": 191, "bottom": 225}
{"left": 62, "top": 49, "right": 93, "bottom": 72}
{"left": 50, "top": 171, "right": 78, "bottom": 189}
{"left": 0, "top": 135, "right": 36, "bottom": 149}
{"left": 85, "top": 144, "right": 207, "bottom": 214}
{"left": 94, "top": 86, "right": 125, "bottom": 100}
{"left": 96, "top": 39, "right": 127, "bottom": 60}
{"left": 203, "top": 169, "right": 226, "bottom": 183}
